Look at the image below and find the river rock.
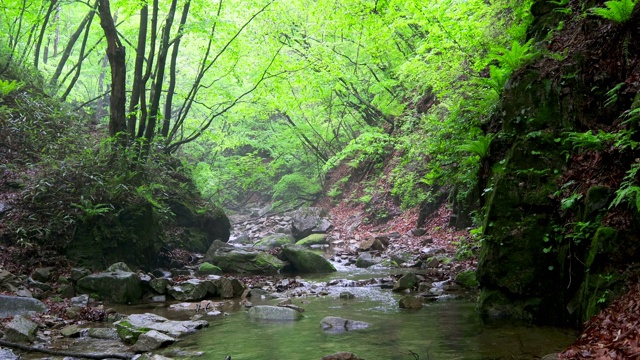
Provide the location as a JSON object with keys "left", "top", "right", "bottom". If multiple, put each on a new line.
{"left": 168, "top": 279, "right": 216, "bottom": 301}
{"left": 399, "top": 295, "right": 423, "bottom": 309}
{"left": 70, "top": 267, "right": 91, "bottom": 282}
{"left": 88, "top": 327, "right": 120, "bottom": 340}
{"left": 115, "top": 313, "right": 208, "bottom": 343}
{"left": 291, "top": 207, "right": 332, "bottom": 239}
{"left": 132, "top": 330, "right": 176, "bottom": 352}
{"left": 281, "top": 245, "right": 336, "bottom": 273}
{"left": 0, "top": 295, "right": 48, "bottom": 318}
{"left": 2, "top": 315, "right": 38, "bottom": 342}
{"left": 206, "top": 247, "right": 285, "bottom": 274}
{"left": 247, "top": 305, "right": 303, "bottom": 320}
{"left": 0, "top": 270, "right": 20, "bottom": 292}
{"left": 358, "top": 236, "right": 389, "bottom": 251}
{"left": 76, "top": 271, "right": 142, "bottom": 303}
{"left": 254, "top": 234, "right": 295, "bottom": 250}
{"left": 106, "top": 262, "right": 133, "bottom": 272}
{"left": 0, "top": 348, "right": 18, "bottom": 359}
{"left": 295, "top": 233, "right": 329, "bottom": 246}
{"left": 197, "top": 262, "right": 222, "bottom": 275}
{"left": 355, "top": 252, "right": 382, "bottom": 268}
{"left": 392, "top": 273, "right": 418, "bottom": 292}
{"left": 150, "top": 277, "right": 171, "bottom": 294}
{"left": 320, "top": 316, "right": 371, "bottom": 332}
{"left": 31, "top": 267, "right": 54, "bottom": 282}
{"left": 322, "top": 352, "right": 365, "bottom": 360}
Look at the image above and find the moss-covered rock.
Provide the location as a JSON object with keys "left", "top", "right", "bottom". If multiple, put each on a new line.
{"left": 295, "top": 233, "right": 329, "bottom": 246}
{"left": 281, "top": 245, "right": 336, "bottom": 273}
{"left": 455, "top": 270, "right": 479, "bottom": 289}
{"left": 254, "top": 234, "right": 295, "bottom": 250}
{"left": 197, "top": 262, "right": 222, "bottom": 275}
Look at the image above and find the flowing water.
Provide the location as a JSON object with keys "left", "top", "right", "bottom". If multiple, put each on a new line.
{"left": 170, "top": 268, "right": 577, "bottom": 360}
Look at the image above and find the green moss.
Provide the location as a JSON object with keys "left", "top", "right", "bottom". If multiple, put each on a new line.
{"left": 115, "top": 320, "right": 149, "bottom": 344}
{"left": 455, "top": 270, "right": 479, "bottom": 289}
{"left": 198, "top": 262, "right": 222, "bottom": 275}
{"left": 295, "top": 234, "right": 328, "bottom": 246}
{"left": 586, "top": 227, "right": 618, "bottom": 268}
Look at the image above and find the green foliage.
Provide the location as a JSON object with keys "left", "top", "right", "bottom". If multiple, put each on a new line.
{"left": 323, "top": 130, "right": 393, "bottom": 172}
{"left": 590, "top": 0, "right": 638, "bottom": 23}
{"left": 563, "top": 130, "right": 619, "bottom": 150}
{"left": 0, "top": 79, "right": 24, "bottom": 97}
{"left": 610, "top": 162, "right": 640, "bottom": 212}
{"left": 271, "top": 173, "right": 322, "bottom": 207}
{"left": 491, "top": 40, "right": 537, "bottom": 72}
{"left": 457, "top": 134, "right": 493, "bottom": 159}
{"left": 71, "top": 197, "right": 113, "bottom": 221}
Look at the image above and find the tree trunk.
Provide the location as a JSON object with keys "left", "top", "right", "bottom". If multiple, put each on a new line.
{"left": 34, "top": 0, "right": 57, "bottom": 69}
{"left": 98, "top": 0, "right": 127, "bottom": 140}
{"left": 161, "top": 0, "right": 191, "bottom": 138}
{"left": 128, "top": 3, "right": 148, "bottom": 138}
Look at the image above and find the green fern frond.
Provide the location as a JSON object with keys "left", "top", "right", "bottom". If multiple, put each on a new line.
{"left": 457, "top": 134, "right": 493, "bottom": 158}
{"left": 590, "top": 0, "right": 638, "bottom": 23}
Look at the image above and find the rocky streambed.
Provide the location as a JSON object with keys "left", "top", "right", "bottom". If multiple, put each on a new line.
{"left": 0, "top": 207, "right": 568, "bottom": 359}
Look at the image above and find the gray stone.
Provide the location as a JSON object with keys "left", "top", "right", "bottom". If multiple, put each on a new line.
{"left": 2, "top": 315, "right": 38, "bottom": 342}
{"left": 214, "top": 278, "right": 234, "bottom": 298}
{"left": 291, "top": 207, "right": 332, "bottom": 239}
{"left": 281, "top": 245, "right": 336, "bottom": 273}
{"left": 132, "top": 330, "right": 175, "bottom": 352}
{"left": 70, "top": 294, "right": 89, "bottom": 307}
{"left": 150, "top": 278, "right": 171, "bottom": 294}
{"left": 355, "top": 252, "right": 382, "bottom": 268}
{"left": 399, "top": 295, "right": 423, "bottom": 309}
{"left": 339, "top": 292, "right": 355, "bottom": 299}
{"left": 410, "top": 228, "right": 427, "bottom": 236}
{"left": 0, "top": 347, "right": 19, "bottom": 359}
{"left": 76, "top": 271, "right": 142, "bottom": 303}
{"left": 115, "top": 313, "right": 208, "bottom": 342}
{"left": 322, "top": 352, "right": 365, "bottom": 360}
{"left": 70, "top": 268, "right": 91, "bottom": 282}
{"left": 32, "top": 267, "right": 54, "bottom": 282}
{"left": 0, "top": 295, "right": 47, "bottom": 318}
{"left": 320, "top": 316, "right": 370, "bottom": 332}
{"left": 247, "top": 305, "right": 303, "bottom": 320}
{"left": 358, "top": 236, "right": 389, "bottom": 251}
{"left": 393, "top": 273, "right": 419, "bottom": 292}
{"left": 60, "top": 324, "right": 84, "bottom": 338}
{"left": 168, "top": 279, "right": 216, "bottom": 301}
{"left": 106, "top": 262, "right": 133, "bottom": 272}
{"left": 88, "top": 327, "right": 120, "bottom": 340}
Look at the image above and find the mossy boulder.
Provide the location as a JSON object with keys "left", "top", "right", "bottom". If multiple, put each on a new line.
{"left": 455, "top": 270, "right": 479, "bottom": 289}
{"left": 295, "top": 233, "right": 329, "bottom": 246}
{"left": 76, "top": 271, "right": 143, "bottom": 304}
{"left": 207, "top": 247, "right": 285, "bottom": 274}
{"left": 254, "top": 234, "right": 295, "bottom": 250}
{"left": 281, "top": 245, "right": 336, "bottom": 273}
{"left": 197, "top": 262, "right": 222, "bottom": 275}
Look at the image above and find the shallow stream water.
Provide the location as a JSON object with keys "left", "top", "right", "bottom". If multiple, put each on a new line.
{"left": 169, "top": 267, "right": 577, "bottom": 360}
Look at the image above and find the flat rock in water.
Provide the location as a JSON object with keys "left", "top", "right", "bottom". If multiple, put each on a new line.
{"left": 399, "top": 295, "right": 423, "bottom": 309}
{"left": 115, "top": 313, "right": 208, "bottom": 341}
{"left": 322, "top": 352, "right": 365, "bottom": 360}
{"left": 132, "top": 330, "right": 176, "bottom": 352}
{"left": 0, "top": 295, "right": 47, "bottom": 318}
{"left": 247, "top": 305, "right": 303, "bottom": 320}
{"left": 281, "top": 245, "right": 336, "bottom": 273}
{"left": 320, "top": 316, "right": 371, "bottom": 332}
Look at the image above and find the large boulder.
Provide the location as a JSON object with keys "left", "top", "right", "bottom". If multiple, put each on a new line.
{"left": 320, "top": 316, "right": 370, "bottom": 332}
{"left": 281, "top": 245, "right": 336, "bottom": 273}
{"left": 290, "top": 207, "right": 332, "bottom": 240}
{"left": 0, "top": 295, "right": 47, "bottom": 318}
{"left": 76, "top": 271, "right": 142, "bottom": 303}
{"left": 247, "top": 305, "right": 303, "bottom": 320}
{"left": 206, "top": 247, "right": 285, "bottom": 274}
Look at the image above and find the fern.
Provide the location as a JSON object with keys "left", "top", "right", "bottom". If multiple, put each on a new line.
{"left": 457, "top": 134, "right": 493, "bottom": 158}
{"left": 590, "top": 0, "right": 638, "bottom": 23}
{"left": 0, "top": 79, "right": 25, "bottom": 97}
{"left": 491, "top": 40, "right": 537, "bottom": 71}
{"left": 610, "top": 162, "right": 640, "bottom": 211}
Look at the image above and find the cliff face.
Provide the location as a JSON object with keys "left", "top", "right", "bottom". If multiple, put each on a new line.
{"left": 477, "top": 0, "right": 640, "bottom": 325}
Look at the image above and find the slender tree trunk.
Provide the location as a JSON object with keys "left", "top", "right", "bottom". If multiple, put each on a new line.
{"left": 34, "top": 0, "right": 57, "bottom": 69}
{"left": 137, "top": 0, "right": 159, "bottom": 138}
{"left": 161, "top": 0, "right": 191, "bottom": 138}
{"left": 145, "top": 0, "right": 178, "bottom": 144}
{"left": 61, "top": 0, "right": 98, "bottom": 101}
{"left": 128, "top": 3, "right": 148, "bottom": 138}
{"left": 98, "top": 0, "right": 127, "bottom": 140}
{"left": 50, "top": 2, "right": 96, "bottom": 87}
